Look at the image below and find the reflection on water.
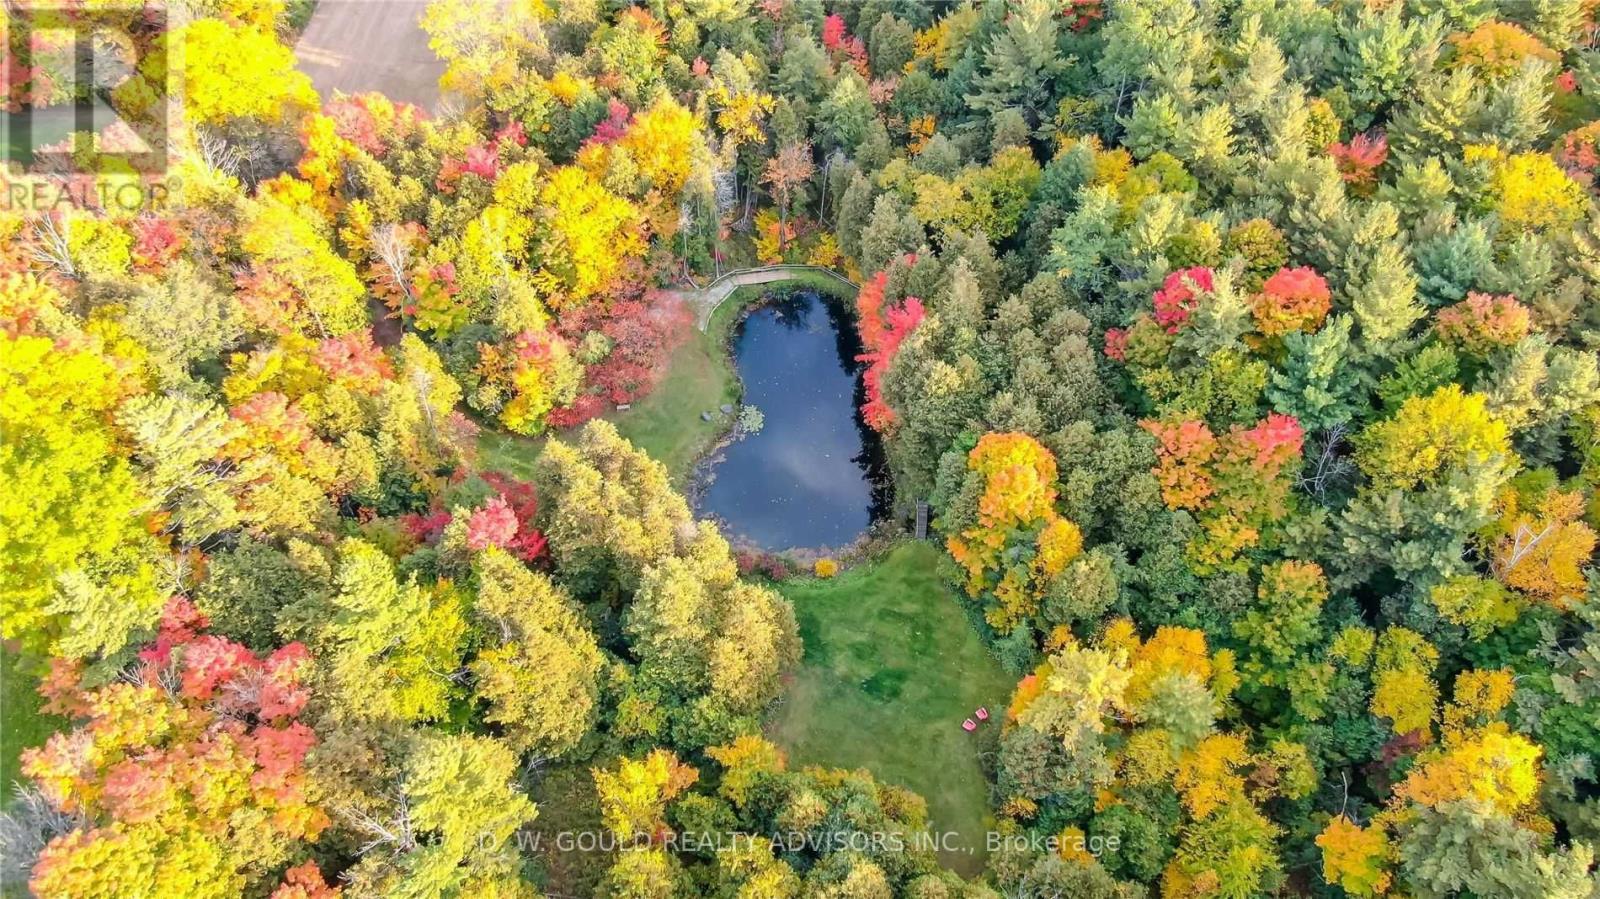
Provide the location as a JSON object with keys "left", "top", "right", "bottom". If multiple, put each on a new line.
{"left": 695, "top": 291, "right": 889, "bottom": 551}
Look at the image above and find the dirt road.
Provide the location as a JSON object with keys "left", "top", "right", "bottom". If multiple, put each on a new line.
{"left": 294, "top": 0, "right": 444, "bottom": 112}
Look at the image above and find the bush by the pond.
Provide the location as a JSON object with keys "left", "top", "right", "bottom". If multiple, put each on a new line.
{"left": 814, "top": 558, "right": 838, "bottom": 578}
{"left": 735, "top": 549, "right": 794, "bottom": 581}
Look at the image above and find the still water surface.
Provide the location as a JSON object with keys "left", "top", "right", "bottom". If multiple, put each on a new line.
{"left": 696, "top": 291, "right": 889, "bottom": 550}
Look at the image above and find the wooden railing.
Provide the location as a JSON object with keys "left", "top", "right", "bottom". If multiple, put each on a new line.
{"left": 685, "top": 263, "right": 857, "bottom": 292}
{"left": 684, "top": 265, "right": 859, "bottom": 329}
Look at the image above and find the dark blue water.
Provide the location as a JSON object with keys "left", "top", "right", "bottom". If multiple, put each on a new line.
{"left": 697, "top": 291, "right": 889, "bottom": 551}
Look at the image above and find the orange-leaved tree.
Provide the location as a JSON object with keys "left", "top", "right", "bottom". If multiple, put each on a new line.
{"left": 946, "top": 432, "right": 1083, "bottom": 633}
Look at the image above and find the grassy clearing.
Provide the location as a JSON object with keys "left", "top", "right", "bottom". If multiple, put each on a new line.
{"left": 475, "top": 428, "right": 545, "bottom": 481}
{"left": 472, "top": 303, "right": 737, "bottom": 484}
{"left": 766, "top": 541, "right": 1012, "bottom": 876}
{"left": 2, "top": 650, "right": 63, "bottom": 805}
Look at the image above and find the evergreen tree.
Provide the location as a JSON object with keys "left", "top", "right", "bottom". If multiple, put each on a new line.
{"left": 1267, "top": 315, "right": 1363, "bottom": 432}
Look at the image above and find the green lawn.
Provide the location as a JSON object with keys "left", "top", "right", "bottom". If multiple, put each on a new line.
{"left": 766, "top": 541, "right": 1013, "bottom": 876}
{"left": 476, "top": 428, "right": 545, "bottom": 481}
{"left": 2, "top": 649, "right": 63, "bottom": 805}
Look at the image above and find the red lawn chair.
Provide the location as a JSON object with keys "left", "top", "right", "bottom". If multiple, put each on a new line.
{"left": 962, "top": 718, "right": 977, "bottom": 732}
{"left": 975, "top": 707, "right": 990, "bottom": 722}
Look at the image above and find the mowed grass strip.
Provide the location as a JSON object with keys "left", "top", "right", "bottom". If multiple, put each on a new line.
{"left": 767, "top": 541, "right": 1013, "bottom": 876}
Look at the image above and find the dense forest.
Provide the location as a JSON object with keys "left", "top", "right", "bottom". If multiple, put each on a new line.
{"left": 4, "top": 0, "right": 1600, "bottom": 896}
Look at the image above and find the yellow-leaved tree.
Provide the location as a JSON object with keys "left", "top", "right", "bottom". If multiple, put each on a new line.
{"left": 179, "top": 18, "right": 316, "bottom": 126}
{"left": 945, "top": 432, "right": 1083, "bottom": 633}
{"left": 532, "top": 166, "right": 646, "bottom": 308}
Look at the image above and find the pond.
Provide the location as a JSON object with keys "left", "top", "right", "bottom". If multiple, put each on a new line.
{"left": 695, "top": 290, "right": 890, "bottom": 552}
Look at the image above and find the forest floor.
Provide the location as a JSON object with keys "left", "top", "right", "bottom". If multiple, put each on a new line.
{"left": 766, "top": 541, "right": 1012, "bottom": 876}
{"left": 1, "top": 648, "right": 64, "bottom": 804}
{"left": 524, "top": 764, "right": 610, "bottom": 899}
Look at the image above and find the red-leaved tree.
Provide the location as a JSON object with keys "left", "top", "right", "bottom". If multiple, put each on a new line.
{"left": 855, "top": 269, "right": 925, "bottom": 431}
{"left": 16, "top": 597, "right": 331, "bottom": 899}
